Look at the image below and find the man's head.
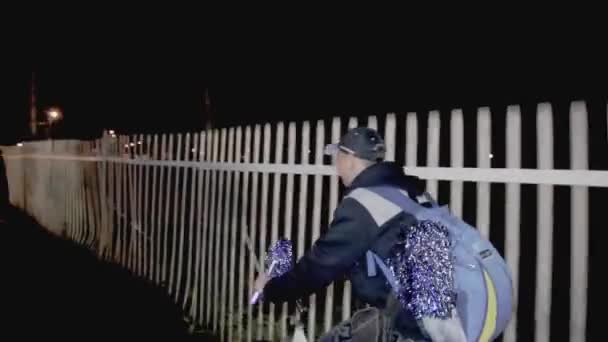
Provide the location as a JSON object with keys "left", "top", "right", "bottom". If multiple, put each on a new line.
{"left": 325, "top": 127, "right": 386, "bottom": 187}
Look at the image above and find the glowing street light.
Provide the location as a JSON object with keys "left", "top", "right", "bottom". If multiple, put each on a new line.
{"left": 17, "top": 142, "right": 23, "bottom": 147}
{"left": 46, "top": 107, "right": 62, "bottom": 122}
{"left": 109, "top": 130, "right": 115, "bottom": 135}
{"left": 43, "top": 107, "right": 63, "bottom": 140}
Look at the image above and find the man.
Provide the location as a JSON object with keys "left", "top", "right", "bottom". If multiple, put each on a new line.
{"left": 254, "top": 127, "right": 435, "bottom": 341}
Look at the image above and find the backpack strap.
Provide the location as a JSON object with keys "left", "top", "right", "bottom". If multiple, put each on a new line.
{"left": 367, "top": 186, "right": 428, "bottom": 216}
{"left": 349, "top": 186, "right": 443, "bottom": 287}
{"left": 362, "top": 187, "right": 439, "bottom": 285}
{"left": 366, "top": 250, "right": 377, "bottom": 277}
{"left": 366, "top": 250, "right": 400, "bottom": 293}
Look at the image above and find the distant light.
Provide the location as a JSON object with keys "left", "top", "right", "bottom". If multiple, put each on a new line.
{"left": 124, "top": 144, "right": 129, "bottom": 148}
{"left": 191, "top": 148, "right": 196, "bottom": 153}
{"left": 111, "top": 134, "right": 117, "bottom": 139}
{"left": 17, "top": 142, "right": 23, "bottom": 147}
{"left": 489, "top": 153, "right": 494, "bottom": 159}
{"left": 108, "top": 130, "right": 115, "bottom": 135}
{"left": 137, "top": 141, "right": 143, "bottom": 145}
{"left": 129, "top": 142, "right": 135, "bottom": 147}
{"left": 46, "top": 107, "right": 62, "bottom": 121}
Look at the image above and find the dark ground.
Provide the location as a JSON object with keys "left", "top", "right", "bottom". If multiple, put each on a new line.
{"left": 0, "top": 204, "right": 197, "bottom": 339}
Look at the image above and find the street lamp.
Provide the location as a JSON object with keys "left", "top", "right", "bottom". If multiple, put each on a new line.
{"left": 45, "top": 107, "right": 63, "bottom": 139}
{"left": 47, "top": 108, "right": 62, "bottom": 122}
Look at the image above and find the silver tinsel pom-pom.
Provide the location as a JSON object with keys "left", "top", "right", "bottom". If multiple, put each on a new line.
{"left": 386, "top": 220, "right": 457, "bottom": 320}
{"left": 265, "top": 239, "right": 294, "bottom": 278}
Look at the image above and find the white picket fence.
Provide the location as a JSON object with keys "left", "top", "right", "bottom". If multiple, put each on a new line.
{"left": 2, "top": 100, "right": 606, "bottom": 342}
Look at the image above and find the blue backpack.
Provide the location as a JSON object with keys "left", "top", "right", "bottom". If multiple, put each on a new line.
{"left": 364, "top": 186, "right": 513, "bottom": 342}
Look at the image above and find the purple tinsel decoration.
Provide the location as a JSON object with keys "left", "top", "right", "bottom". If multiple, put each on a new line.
{"left": 265, "top": 239, "right": 294, "bottom": 279}
{"left": 386, "top": 220, "right": 457, "bottom": 320}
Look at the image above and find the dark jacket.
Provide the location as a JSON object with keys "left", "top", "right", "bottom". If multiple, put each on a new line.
{"left": 264, "top": 162, "right": 426, "bottom": 308}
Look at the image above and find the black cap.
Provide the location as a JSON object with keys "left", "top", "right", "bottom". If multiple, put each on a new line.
{"left": 324, "top": 127, "right": 386, "bottom": 161}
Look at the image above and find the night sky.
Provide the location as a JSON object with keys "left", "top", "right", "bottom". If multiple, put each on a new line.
{"left": 2, "top": 34, "right": 606, "bottom": 145}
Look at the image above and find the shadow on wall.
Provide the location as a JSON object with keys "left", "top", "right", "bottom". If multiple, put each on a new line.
{"left": 0, "top": 205, "right": 196, "bottom": 339}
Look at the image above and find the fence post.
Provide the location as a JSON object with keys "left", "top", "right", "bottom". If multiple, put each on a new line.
{"left": 297, "top": 121, "right": 311, "bottom": 333}
{"left": 142, "top": 134, "right": 152, "bottom": 277}
{"left": 427, "top": 110, "right": 440, "bottom": 198}
{"left": 202, "top": 130, "right": 215, "bottom": 324}
{"left": 162, "top": 134, "right": 175, "bottom": 285}
{"left": 117, "top": 136, "right": 126, "bottom": 266}
{"left": 136, "top": 134, "right": 145, "bottom": 275}
{"left": 476, "top": 107, "right": 491, "bottom": 239}
{"left": 240, "top": 126, "right": 252, "bottom": 342}
{"left": 78, "top": 151, "right": 86, "bottom": 246}
{"left": 169, "top": 133, "right": 183, "bottom": 295}
{"left": 534, "top": 103, "right": 553, "bottom": 342}
{"left": 503, "top": 105, "right": 522, "bottom": 342}
{"left": 186, "top": 132, "right": 199, "bottom": 315}
{"left": 247, "top": 125, "right": 262, "bottom": 342}
{"left": 192, "top": 131, "right": 206, "bottom": 323}
{"left": 147, "top": 134, "right": 158, "bottom": 279}
{"left": 307, "top": 120, "right": 325, "bottom": 342}
{"left": 280, "top": 122, "right": 297, "bottom": 339}
{"left": 384, "top": 113, "right": 396, "bottom": 162}
{"left": 220, "top": 128, "right": 234, "bottom": 340}
{"left": 184, "top": 133, "right": 199, "bottom": 309}
{"left": 213, "top": 129, "right": 226, "bottom": 332}
{"left": 128, "top": 136, "right": 137, "bottom": 271}
{"left": 206, "top": 129, "right": 220, "bottom": 326}
{"left": 176, "top": 133, "right": 191, "bottom": 302}
{"left": 157, "top": 134, "right": 167, "bottom": 284}
{"left": 106, "top": 136, "right": 115, "bottom": 261}
{"left": 324, "top": 116, "right": 341, "bottom": 333}
{"left": 269, "top": 122, "right": 285, "bottom": 340}
{"left": 450, "top": 109, "right": 464, "bottom": 218}
{"left": 406, "top": 112, "right": 417, "bottom": 167}
{"left": 257, "top": 124, "right": 272, "bottom": 341}
{"left": 367, "top": 115, "right": 377, "bottom": 130}
{"left": 88, "top": 141, "right": 99, "bottom": 250}
{"left": 570, "top": 101, "right": 589, "bottom": 342}
{"left": 228, "top": 127, "right": 242, "bottom": 342}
